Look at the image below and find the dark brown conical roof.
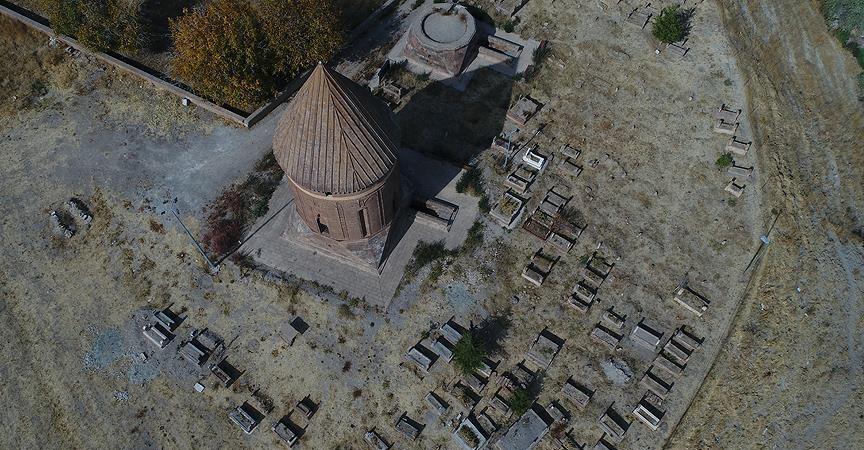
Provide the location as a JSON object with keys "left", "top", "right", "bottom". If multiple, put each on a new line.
{"left": 273, "top": 64, "right": 400, "bottom": 195}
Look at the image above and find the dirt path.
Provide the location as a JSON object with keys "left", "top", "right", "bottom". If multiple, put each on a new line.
{"left": 668, "top": 1, "right": 864, "bottom": 448}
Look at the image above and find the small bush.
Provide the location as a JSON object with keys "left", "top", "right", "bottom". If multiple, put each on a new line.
{"left": 652, "top": 6, "right": 686, "bottom": 44}
{"left": 715, "top": 153, "right": 734, "bottom": 168}
{"left": 462, "top": 220, "right": 484, "bottom": 254}
{"left": 456, "top": 167, "right": 485, "bottom": 196}
{"left": 453, "top": 335, "right": 485, "bottom": 375}
{"left": 508, "top": 388, "right": 533, "bottom": 415}
{"left": 405, "top": 240, "right": 449, "bottom": 279}
{"left": 501, "top": 17, "right": 520, "bottom": 33}
{"left": 201, "top": 151, "right": 284, "bottom": 257}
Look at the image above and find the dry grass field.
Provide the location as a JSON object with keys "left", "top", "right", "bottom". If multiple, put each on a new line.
{"left": 0, "top": 0, "right": 861, "bottom": 449}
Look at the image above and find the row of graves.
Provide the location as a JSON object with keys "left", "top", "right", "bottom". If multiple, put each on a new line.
{"left": 141, "top": 307, "right": 315, "bottom": 446}
{"left": 400, "top": 319, "right": 577, "bottom": 450}
{"left": 712, "top": 104, "right": 756, "bottom": 199}
{"left": 621, "top": 1, "right": 702, "bottom": 59}
{"left": 228, "top": 315, "right": 312, "bottom": 446}
{"left": 398, "top": 294, "right": 711, "bottom": 448}
{"left": 550, "top": 305, "right": 707, "bottom": 449}
{"left": 48, "top": 197, "right": 92, "bottom": 239}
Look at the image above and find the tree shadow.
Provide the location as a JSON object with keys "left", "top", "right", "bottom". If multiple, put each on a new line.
{"left": 679, "top": 7, "right": 696, "bottom": 40}
{"left": 472, "top": 312, "right": 512, "bottom": 356}
{"left": 141, "top": 0, "right": 201, "bottom": 52}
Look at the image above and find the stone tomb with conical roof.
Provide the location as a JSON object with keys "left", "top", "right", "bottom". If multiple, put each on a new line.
{"left": 272, "top": 64, "right": 406, "bottom": 269}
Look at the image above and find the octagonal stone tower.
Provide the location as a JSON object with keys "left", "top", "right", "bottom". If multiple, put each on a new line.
{"left": 273, "top": 64, "right": 401, "bottom": 261}
{"left": 404, "top": 3, "right": 479, "bottom": 77}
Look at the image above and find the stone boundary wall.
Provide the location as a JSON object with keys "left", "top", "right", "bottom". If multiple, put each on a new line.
{"left": 0, "top": 0, "right": 397, "bottom": 128}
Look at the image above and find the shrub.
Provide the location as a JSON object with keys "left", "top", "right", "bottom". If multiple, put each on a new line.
{"left": 508, "top": 388, "right": 533, "bottom": 415}
{"left": 456, "top": 167, "right": 485, "bottom": 196}
{"left": 453, "top": 335, "right": 485, "bottom": 375}
{"left": 44, "top": 0, "right": 144, "bottom": 52}
{"left": 201, "top": 152, "right": 284, "bottom": 257}
{"left": 715, "top": 152, "right": 734, "bottom": 168}
{"left": 462, "top": 220, "right": 484, "bottom": 254}
{"left": 652, "top": 6, "right": 686, "bottom": 44}
{"left": 405, "top": 240, "right": 449, "bottom": 279}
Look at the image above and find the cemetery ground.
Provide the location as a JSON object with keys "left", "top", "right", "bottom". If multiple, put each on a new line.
{"left": 1, "top": 2, "right": 862, "bottom": 450}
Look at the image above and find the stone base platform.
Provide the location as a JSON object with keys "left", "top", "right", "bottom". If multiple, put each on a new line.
{"left": 239, "top": 148, "right": 480, "bottom": 306}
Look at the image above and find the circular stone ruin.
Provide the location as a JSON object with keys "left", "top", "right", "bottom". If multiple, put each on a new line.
{"left": 403, "top": 4, "right": 478, "bottom": 77}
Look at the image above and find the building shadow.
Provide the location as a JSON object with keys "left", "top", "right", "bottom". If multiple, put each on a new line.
{"left": 376, "top": 59, "right": 516, "bottom": 264}
{"left": 394, "top": 61, "right": 516, "bottom": 168}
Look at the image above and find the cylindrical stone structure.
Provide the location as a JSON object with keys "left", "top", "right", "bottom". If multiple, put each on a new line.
{"left": 404, "top": 4, "right": 478, "bottom": 77}
{"left": 273, "top": 64, "right": 401, "bottom": 243}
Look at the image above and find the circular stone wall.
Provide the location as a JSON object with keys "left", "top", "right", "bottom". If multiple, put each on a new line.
{"left": 404, "top": 5, "right": 478, "bottom": 76}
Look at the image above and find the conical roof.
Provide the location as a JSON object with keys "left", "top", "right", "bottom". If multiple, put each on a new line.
{"left": 273, "top": 64, "right": 400, "bottom": 195}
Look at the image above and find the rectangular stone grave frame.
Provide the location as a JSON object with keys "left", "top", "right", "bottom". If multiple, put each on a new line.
{"left": 426, "top": 392, "right": 449, "bottom": 416}
{"left": 653, "top": 352, "right": 685, "bottom": 378}
{"left": 441, "top": 318, "right": 467, "bottom": 345}
{"left": 229, "top": 402, "right": 263, "bottom": 434}
{"left": 663, "top": 338, "right": 693, "bottom": 364}
{"left": 672, "top": 327, "right": 702, "bottom": 351}
{"left": 601, "top": 308, "right": 625, "bottom": 330}
{"left": 633, "top": 396, "right": 665, "bottom": 431}
{"left": 726, "top": 164, "right": 754, "bottom": 179}
{"left": 143, "top": 323, "right": 173, "bottom": 349}
{"left": 714, "top": 120, "right": 739, "bottom": 135}
{"left": 491, "top": 190, "right": 527, "bottom": 229}
{"left": 454, "top": 416, "right": 488, "bottom": 450}
{"left": 432, "top": 337, "right": 455, "bottom": 361}
{"left": 526, "top": 329, "right": 564, "bottom": 369}
{"left": 507, "top": 96, "right": 543, "bottom": 126}
{"left": 598, "top": 406, "right": 630, "bottom": 443}
{"left": 591, "top": 324, "right": 622, "bottom": 350}
{"left": 666, "top": 40, "right": 689, "bottom": 57}
{"left": 715, "top": 104, "right": 742, "bottom": 122}
{"left": 674, "top": 286, "right": 710, "bottom": 316}
{"left": 406, "top": 344, "right": 437, "bottom": 373}
{"left": 630, "top": 319, "right": 664, "bottom": 350}
{"left": 561, "top": 379, "right": 593, "bottom": 410}
{"left": 639, "top": 368, "right": 673, "bottom": 399}
{"left": 523, "top": 209, "right": 555, "bottom": 240}
{"left": 273, "top": 417, "right": 302, "bottom": 446}
{"left": 522, "top": 145, "right": 549, "bottom": 171}
{"left": 395, "top": 414, "right": 422, "bottom": 441}
{"left": 364, "top": 430, "right": 391, "bottom": 450}
{"left": 626, "top": 8, "right": 652, "bottom": 29}
{"left": 560, "top": 157, "right": 583, "bottom": 177}
{"left": 726, "top": 136, "right": 752, "bottom": 156}
{"left": 725, "top": 178, "right": 746, "bottom": 197}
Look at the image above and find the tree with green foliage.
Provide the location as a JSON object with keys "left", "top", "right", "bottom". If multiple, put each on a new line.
{"left": 44, "top": 0, "right": 144, "bottom": 52}
{"left": 453, "top": 335, "right": 485, "bottom": 375}
{"left": 715, "top": 153, "right": 733, "bottom": 168}
{"left": 170, "top": 0, "right": 275, "bottom": 112}
{"left": 508, "top": 388, "right": 533, "bottom": 415}
{"left": 652, "top": 6, "right": 686, "bottom": 44}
